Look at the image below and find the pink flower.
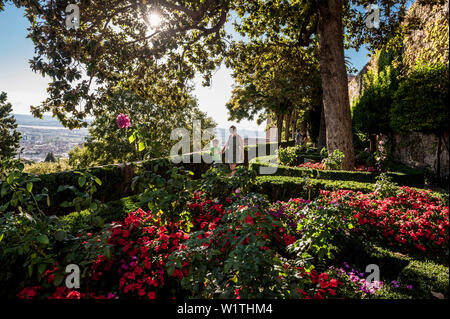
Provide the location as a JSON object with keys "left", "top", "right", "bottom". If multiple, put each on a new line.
{"left": 116, "top": 113, "right": 131, "bottom": 129}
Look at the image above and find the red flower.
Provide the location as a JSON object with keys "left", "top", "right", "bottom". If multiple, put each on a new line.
{"left": 244, "top": 216, "right": 254, "bottom": 225}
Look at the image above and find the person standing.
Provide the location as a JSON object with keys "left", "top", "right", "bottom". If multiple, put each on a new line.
{"left": 209, "top": 138, "right": 222, "bottom": 164}
{"left": 295, "top": 130, "right": 302, "bottom": 145}
{"left": 222, "top": 126, "right": 244, "bottom": 176}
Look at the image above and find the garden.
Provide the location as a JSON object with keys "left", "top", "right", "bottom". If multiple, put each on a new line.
{"left": 0, "top": 0, "right": 449, "bottom": 304}
{"left": 1, "top": 141, "right": 448, "bottom": 299}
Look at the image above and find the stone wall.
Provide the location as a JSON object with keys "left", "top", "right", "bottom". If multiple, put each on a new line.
{"left": 348, "top": 0, "right": 449, "bottom": 178}
{"left": 391, "top": 132, "right": 449, "bottom": 178}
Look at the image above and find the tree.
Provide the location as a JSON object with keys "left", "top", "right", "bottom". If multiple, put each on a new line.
{"left": 225, "top": 41, "right": 322, "bottom": 144}
{"left": 44, "top": 152, "right": 57, "bottom": 162}
{"left": 0, "top": 92, "right": 21, "bottom": 159}
{"left": 352, "top": 63, "right": 399, "bottom": 152}
{"left": 4, "top": 0, "right": 435, "bottom": 169}
{"left": 232, "top": 0, "right": 440, "bottom": 169}
{"left": 69, "top": 90, "right": 215, "bottom": 168}
{"left": 2, "top": 0, "right": 230, "bottom": 129}
{"left": 391, "top": 62, "right": 449, "bottom": 178}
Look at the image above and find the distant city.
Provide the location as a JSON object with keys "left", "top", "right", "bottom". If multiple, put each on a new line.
{"left": 14, "top": 114, "right": 89, "bottom": 162}
{"left": 13, "top": 114, "right": 266, "bottom": 162}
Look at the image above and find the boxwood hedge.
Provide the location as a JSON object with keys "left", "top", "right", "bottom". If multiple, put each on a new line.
{"left": 249, "top": 157, "right": 425, "bottom": 188}
{"left": 251, "top": 175, "right": 375, "bottom": 201}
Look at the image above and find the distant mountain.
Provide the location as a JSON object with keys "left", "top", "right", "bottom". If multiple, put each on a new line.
{"left": 13, "top": 114, "right": 65, "bottom": 127}
{"left": 13, "top": 114, "right": 93, "bottom": 127}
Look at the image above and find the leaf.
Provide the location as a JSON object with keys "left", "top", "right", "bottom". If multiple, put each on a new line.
{"left": 348, "top": 223, "right": 354, "bottom": 230}
{"left": 26, "top": 182, "right": 33, "bottom": 193}
{"left": 0, "top": 233, "right": 4, "bottom": 242}
{"left": 36, "top": 234, "right": 50, "bottom": 245}
{"left": 138, "top": 142, "right": 146, "bottom": 152}
{"left": 53, "top": 273, "right": 65, "bottom": 286}
{"left": 431, "top": 291, "right": 445, "bottom": 299}
{"left": 129, "top": 134, "right": 136, "bottom": 143}
{"left": 55, "top": 230, "right": 66, "bottom": 241}
{"left": 104, "top": 246, "right": 112, "bottom": 259}
{"left": 92, "top": 216, "right": 104, "bottom": 228}
{"left": 94, "top": 177, "right": 102, "bottom": 186}
{"left": 37, "top": 263, "right": 47, "bottom": 278}
{"left": 89, "top": 202, "right": 98, "bottom": 211}
{"left": 78, "top": 176, "right": 86, "bottom": 187}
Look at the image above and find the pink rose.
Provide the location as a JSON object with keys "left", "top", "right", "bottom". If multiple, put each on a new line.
{"left": 116, "top": 113, "right": 131, "bottom": 129}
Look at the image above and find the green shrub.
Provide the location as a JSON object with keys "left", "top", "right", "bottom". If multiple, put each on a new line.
{"left": 249, "top": 158, "right": 425, "bottom": 187}
{"left": 252, "top": 176, "right": 375, "bottom": 201}
{"left": 391, "top": 63, "right": 449, "bottom": 134}
{"left": 322, "top": 149, "right": 345, "bottom": 170}
{"left": 23, "top": 160, "right": 72, "bottom": 175}
{"left": 277, "top": 145, "right": 306, "bottom": 166}
{"left": 199, "top": 165, "right": 256, "bottom": 201}
{"left": 276, "top": 145, "right": 324, "bottom": 166}
{"left": 374, "top": 173, "right": 400, "bottom": 198}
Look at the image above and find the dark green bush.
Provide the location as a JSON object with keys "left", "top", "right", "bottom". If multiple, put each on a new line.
{"left": 249, "top": 159, "right": 424, "bottom": 187}
{"left": 391, "top": 63, "right": 449, "bottom": 134}
{"left": 251, "top": 176, "right": 375, "bottom": 201}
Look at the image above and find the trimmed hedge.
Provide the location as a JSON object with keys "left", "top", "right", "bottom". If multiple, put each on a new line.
{"left": 61, "top": 194, "right": 141, "bottom": 234}
{"left": 17, "top": 141, "right": 295, "bottom": 216}
{"left": 30, "top": 164, "right": 137, "bottom": 216}
{"left": 245, "top": 140, "right": 295, "bottom": 163}
{"left": 249, "top": 158, "right": 425, "bottom": 188}
{"left": 251, "top": 176, "right": 375, "bottom": 201}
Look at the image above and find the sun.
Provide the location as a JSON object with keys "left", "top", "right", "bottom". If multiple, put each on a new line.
{"left": 148, "top": 13, "right": 162, "bottom": 29}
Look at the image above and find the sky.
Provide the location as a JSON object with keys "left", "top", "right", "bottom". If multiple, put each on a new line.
{"left": 0, "top": 3, "right": 370, "bottom": 131}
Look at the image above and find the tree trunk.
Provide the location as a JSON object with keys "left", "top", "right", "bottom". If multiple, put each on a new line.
{"left": 317, "top": 0, "right": 355, "bottom": 170}
{"left": 318, "top": 103, "right": 327, "bottom": 150}
{"left": 284, "top": 113, "right": 291, "bottom": 142}
{"left": 277, "top": 114, "right": 283, "bottom": 145}
{"left": 436, "top": 133, "right": 442, "bottom": 182}
{"left": 369, "top": 135, "right": 376, "bottom": 153}
{"left": 291, "top": 109, "right": 297, "bottom": 140}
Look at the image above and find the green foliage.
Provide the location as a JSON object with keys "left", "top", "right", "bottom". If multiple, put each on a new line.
{"left": 169, "top": 193, "right": 291, "bottom": 298}
{"left": 23, "top": 160, "right": 71, "bottom": 175}
{"left": 69, "top": 91, "right": 215, "bottom": 168}
{"left": 0, "top": 164, "right": 50, "bottom": 216}
{"left": 44, "top": 152, "right": 56, "bottom": 163}
{"left": 276, "top": 145, "right": 323, "bottom": 167}
{"left": 131, "top": 160, "right": 194, "bottom": 223}
{"left": 252, "top": 176, "right": 376, "bottom": 202}
{"left": 12, "top": 1, "right": 229, "bottom": 128}
{"left": 352, "top": 65, "right": 398, "bottom": 136}
{"left": 56, "top": 171, "right": 104, "bottom": 227}
{"left": 277, "top": 145, "right": 306, "bottom": 166}
{"left": 374, "top": 173, "right": 400, "bottom": 198}
{"left": 286, "top": 202, "right": 354, "bottom": 266}
{"left": 0, "top": 92, "right": 21, "bottom": 159}
{"left": 391, "top": 63, "right": 449, "bottom": 133}
{"left": 199, "top": 165, "right": 256, "bottom": 201}
{"left": 225, "top": 41, "right": 321, "bottom": 132}
{"left": 250, "top": 156, "right": 425, "bottom": 187}
{"left": 322, "top": 149, "right": 345, "bottom": 170}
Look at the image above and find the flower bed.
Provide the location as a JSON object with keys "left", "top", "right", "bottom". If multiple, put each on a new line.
{"left": 10, "top": 182, "right": 449, "bottom": 300}
{"left": 16, "top": 192, "right": 345, "bottom": 300}
{"left": 319, "top": 187, "right": 449, "bottom": 254}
